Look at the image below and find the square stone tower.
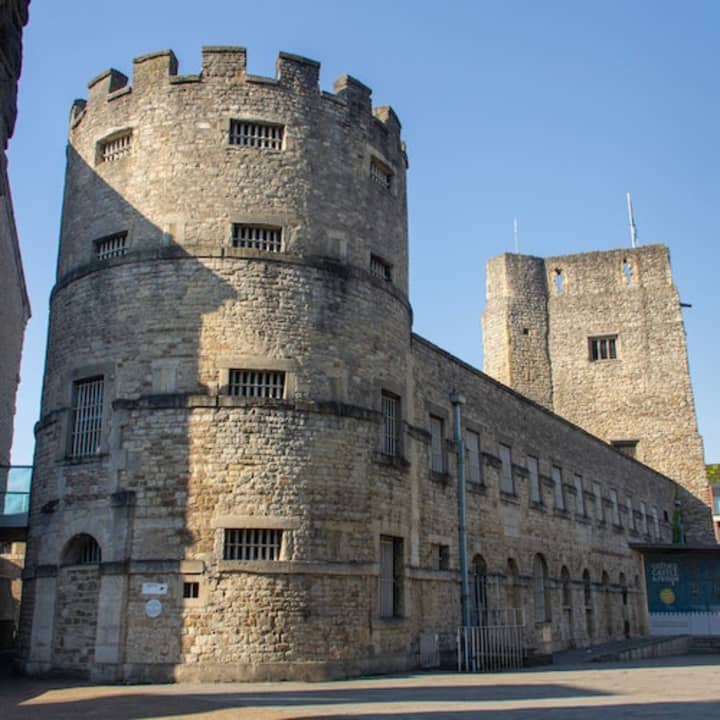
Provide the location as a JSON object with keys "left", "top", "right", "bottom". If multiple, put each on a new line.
{"left": 482, "top": 245, "right": 711, "bottom": 541}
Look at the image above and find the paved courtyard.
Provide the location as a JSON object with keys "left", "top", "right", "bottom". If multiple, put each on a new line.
{"left": 1, "top": 655, "right": 719, "bottom": 720}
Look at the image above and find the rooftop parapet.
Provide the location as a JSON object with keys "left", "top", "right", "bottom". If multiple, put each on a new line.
{"left": 73, "top": 46, "right": 402, "bottom": 140}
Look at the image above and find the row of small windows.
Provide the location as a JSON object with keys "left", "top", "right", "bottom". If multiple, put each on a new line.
{"left": 67, "top": 375, "right": 663, "bottom": 540}
{"left": 381, "top": 390, "right": 664, "bottom": 538}
{"left": 69, "top": 371, "right": 287, "bottom": 458}
{"left": 97, "top": 122, "right": 394, "bottom": 191}
{"left": 90, "top": 227, "right": 393, "bottom": 284}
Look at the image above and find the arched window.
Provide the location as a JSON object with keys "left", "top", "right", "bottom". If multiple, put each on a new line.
{"left": 533, "top": 554, "right": 550, "bottom": 623}
{"left": 470, "top": 554, "right": 488, "bottom": 626}
{"left": 62, "top": 534, "right": 102, "bottom": 565}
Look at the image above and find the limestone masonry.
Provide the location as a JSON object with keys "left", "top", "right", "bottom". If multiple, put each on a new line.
{"left": 19, "top": 46, "right": 713, "bottom": 682}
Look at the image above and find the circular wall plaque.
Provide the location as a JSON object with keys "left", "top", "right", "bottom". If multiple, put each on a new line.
{"left": 145, "top": 599, "right": 162, "bottom": 618}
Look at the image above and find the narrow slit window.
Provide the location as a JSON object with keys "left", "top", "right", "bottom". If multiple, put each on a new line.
{"left": 465, "top": 431, "right": 482, "bottom": 486}
{"left": 528, "top": 456, "right": 540, "bottom": 503}
{"left": 554, "top": 268, "right": 564, "bottom": 294}
{"left": 231, "top": 224, "right": 282, "bottom": 252}
{"left": 229, "top": 120, "right": 284, "bottom": 149}
{"left": 382, "top": 391, "right": 400, "bottom": 457}
{"left": 623, "top": 258, "right": 633, "bottom": 285}
{"left": 228, "top": 370, "right": 285, "bottom": 399}
{"left": 95, "top": 232, "right": 127, "bottom": 260}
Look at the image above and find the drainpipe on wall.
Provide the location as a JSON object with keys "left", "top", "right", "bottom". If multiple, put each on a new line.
{"left": 451, "top": 390, "right": 470, "bottom": 628}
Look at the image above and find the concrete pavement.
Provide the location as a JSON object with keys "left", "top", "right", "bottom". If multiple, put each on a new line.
{"left": 1, "top": 655, "right": 719, "bottom": 719}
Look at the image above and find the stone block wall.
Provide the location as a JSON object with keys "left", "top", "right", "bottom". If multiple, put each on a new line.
{"left": 483, "top": 246, "right": 712, "bottom": 542}
{"left": 19, "top": 44, "right": 707, "bottom": 682}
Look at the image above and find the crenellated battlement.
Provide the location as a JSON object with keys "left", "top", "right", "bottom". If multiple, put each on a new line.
{"left": 72, "top": 46, "right": 402, "bottom": 141}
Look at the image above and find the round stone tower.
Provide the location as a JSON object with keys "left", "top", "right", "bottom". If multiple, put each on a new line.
{"left": 21, "top": 47, "right": 412, "bottom": 681}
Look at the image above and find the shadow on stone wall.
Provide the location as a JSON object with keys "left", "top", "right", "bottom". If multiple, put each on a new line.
{"left": 20, "top": 146, "right": 236, "bottom": 680}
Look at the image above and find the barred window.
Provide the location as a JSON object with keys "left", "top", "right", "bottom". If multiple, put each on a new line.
{"left": 229, "top": 120, "right": 284, "bottom": 149}
{"left": 63, "top": 534, "right": 102, "bottom": 565}
{"left": 382, "top": 391, "right": 400, "bottom": 457}
{"left": 370, "top": 158, "right": 392, "bottom": 190}
{"left": 231, "top": 224, "right": 282, "bottom": 252}
{"left": 589, "top": 335, "right": 617, "bottom": 361}
{"left": 370, "top": 254, "right": 392, "bottom": 281}
{"left": 95, "top": 232, "right": 127, "bottom": 260}
{"left": 223, "top": 528, "right": 282, "bottom": 561}
{"left": 79, "top": 536, "right": 102, "bottom": 564}
{"left": 70, "top": 377, "right": 104, "bottom": 458}
{"left": 228, "top": 370, "right": 285, "bottom": 399}
{"left": 99, "top": 131, "right": 132, "bottom": 162}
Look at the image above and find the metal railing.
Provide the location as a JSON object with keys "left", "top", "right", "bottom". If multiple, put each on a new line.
{"left": 457, "top": 608, "right": 527, "bottom": 672}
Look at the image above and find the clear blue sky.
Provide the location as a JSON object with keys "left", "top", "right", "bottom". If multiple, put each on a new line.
{"left": 8, "top": 0, "right": 720, "bottom": 466}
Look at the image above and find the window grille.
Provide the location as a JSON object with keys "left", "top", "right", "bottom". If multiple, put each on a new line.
{"left": 95, "top": 232, "right": 127, "bottom": 260}
{"left": 228, "top": 370, "right": 285, "bottom": 399}
{"left": 499, "top": 444, "right": 514, "bottom": 494}
{"left": 370, "top": 254, "right": 392, "bottom": 281}
{"left": 223, "top": 528, "right": 283, "bottom": 561}
{"left": 465, "top": 431, "right": 482, "bottom": 485}
{"left": 379, "top": 535, "right": 403, "bottom": 617}
{"left": 100, "top": 132, "right": 132, "bottom": 162}
{"left": 552, "top": 465, "right": 565, "bottom": 510}
{"left": 430, "top": 416, "right": 444, "bottom": 472}
{"left": 589, "top": 335, "right": 617, "bottom": 361}
{"left": 231, "top": 224, "right": 282, "bottom": 252}
{"left": 78, "top": 537, "right": 101, "bottom": 564}
{"left": 382, "top": 392, "right": 399, "bottom": 456}
{"left": 370, "top": 158, "right": 392, "bottom": 190}
{"left": 229, "top": 120, "right": 284, "bottom": 149}
{"left": 70, "top": 377, "right": 104, "bottom": 458}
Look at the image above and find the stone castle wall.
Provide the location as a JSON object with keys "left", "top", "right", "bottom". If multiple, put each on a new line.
{"left": 20, "top": 45, "right": 708, "bottom": 682}
{"left": 483, "top": 246, "right": 711, "bottom": 542}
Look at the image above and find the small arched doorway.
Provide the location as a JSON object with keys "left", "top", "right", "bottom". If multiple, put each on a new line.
{"left": 53, "top": 534, "right": 103, "bottom": 671}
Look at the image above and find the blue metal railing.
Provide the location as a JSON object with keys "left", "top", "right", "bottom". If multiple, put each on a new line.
{"left": 0, "top": 465, "right": 32, "bottom": 521}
